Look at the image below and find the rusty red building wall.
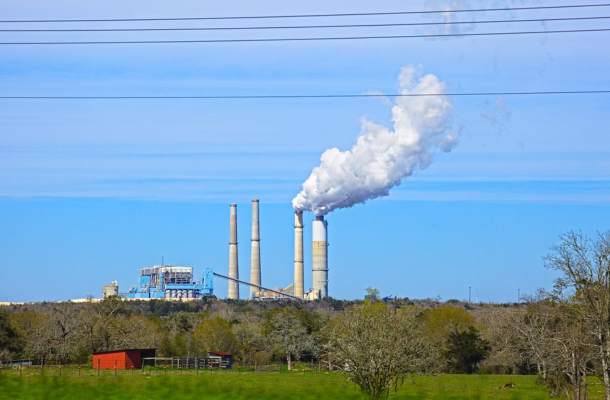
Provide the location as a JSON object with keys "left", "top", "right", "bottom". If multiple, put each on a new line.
{"left": 93, "top": 351, "right": 143, "bottom": 370}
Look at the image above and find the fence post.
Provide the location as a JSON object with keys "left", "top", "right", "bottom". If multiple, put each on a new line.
{"left": 97, "top": 359, "right": 100, "bottom": 376}
{"left": 79, "top": 366, "right": 81, "bottom": 377}
{"left": 254, "top": 360, "right": 257, "bottom": 374}
{"left": 318, "top": 359, "right": 321, "bottom": 373}
{"left": 279, "top": 360, "right": 281, "bottom": 374}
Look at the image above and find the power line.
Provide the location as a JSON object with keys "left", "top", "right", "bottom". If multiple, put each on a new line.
{"left": 1, "top": 91, "right": 608, "bottom": 99}
{"left": 1, "top": 16, "right": 608, "bottom": 32}
{"left": 0, "top": 3, "right": 608, "bottom": 23}
{"left": 0, "top": 28, "right": 608, "bottom": 45}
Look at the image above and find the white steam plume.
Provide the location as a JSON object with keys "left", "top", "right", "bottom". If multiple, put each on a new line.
{"left": 292, "top": 65, "right": 457, "bottom": 216}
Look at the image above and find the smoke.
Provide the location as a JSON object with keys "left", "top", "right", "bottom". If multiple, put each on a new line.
{"left": 292, "top": 65, "right": 457, "bottom": 216}
{"left": 422, "top": 0, "right": 548, "bottom": 39}
{"left": 480, "top": 96, "right": 512, "bottom": 133}
{"left": 423, "top": 0, "right": 477, "bottom": 37}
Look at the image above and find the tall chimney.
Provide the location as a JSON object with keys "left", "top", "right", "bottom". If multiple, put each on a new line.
{"left": 228, "top": 203, "right": 239, "bottom": 299}
{"left": 250, "top": 199, "right": 261, "bottom": 298}
{"left": 312, "top": 215, "right": 328, "bottom": 298}
{"left": 294, "top": 211, "right": 304, "bottom": 299}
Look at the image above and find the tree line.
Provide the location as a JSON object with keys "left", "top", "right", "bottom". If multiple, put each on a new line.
{"left": 1, "top": 230, "right": 609, "bottom": 399}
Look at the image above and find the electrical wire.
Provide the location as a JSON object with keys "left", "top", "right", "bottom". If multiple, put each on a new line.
{"left": 1, "top": 91, "right": 609, "bottom": 99}
{"left": 0, "top": 3, "right": 609, "bottom": 23}
{"left": 0, "top": 28, "right": 608, "bottom": 45}
{"left": 1, "top": 16, "right": 607, "bottom": 32}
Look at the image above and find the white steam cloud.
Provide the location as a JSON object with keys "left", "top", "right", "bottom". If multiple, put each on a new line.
{"left": 292, "top": 65, "right": 457, "bottom": 216}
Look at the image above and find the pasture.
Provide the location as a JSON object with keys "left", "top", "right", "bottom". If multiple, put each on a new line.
{"left": 0, "top": 370, "right": 572, "bottom": 400}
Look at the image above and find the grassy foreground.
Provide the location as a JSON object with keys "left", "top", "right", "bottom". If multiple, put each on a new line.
{"left": 0, "top": 372, "right": 571, "bottom": 400}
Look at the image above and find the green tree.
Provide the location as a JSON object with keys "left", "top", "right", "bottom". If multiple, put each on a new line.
{"left": 0, "top": 308, "right": 23, "bottom": 360}
{"left": 233, "top": 323, "right": 269, "bottom": 366}
{"left": 365, "top": 287, "right": 380, "bottom": 301}
{"left": 194, "top": 317, "right": 238, "bottom": 356}
{"left": 328, "top": 303, "right": 434, "bottom": 398}
{"left": 420, "top": 305, "right": 476, "bottom": 348}
{"left": 444, "top": 326, "right": 490, "bottom": 374}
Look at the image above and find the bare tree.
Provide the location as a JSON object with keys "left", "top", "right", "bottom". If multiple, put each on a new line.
{"left": 47, "top": 304, "right": 87, "bottom": 362}
{"left": 552, "top": 302, "right": 594, "bottom": 400}
{"left": 269, "top": 311, "right": 315, "bottom": 371}
{"left": 327, "top": 303, "right": 434, "bottom": 398}
{"left": 473, "top": 306, "right": 524, "bottom": 372}
{"left": 544, "top": 230, "right": 610, "bottom": 400}
{"left": 512, "top": 297, "right": 559, "bottom": 378}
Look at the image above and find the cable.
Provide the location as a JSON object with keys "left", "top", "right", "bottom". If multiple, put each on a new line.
{"left": 1, "top": 91, "right": 609, "bottom": 99}
{"left": 1, "top": 3, "right": 609, "bottom": 23}
{"left": 0, "top": 28, "right": 608, "bottom": 45}
{"left": 1, "top": 16, "right": 608, "bottom": 32}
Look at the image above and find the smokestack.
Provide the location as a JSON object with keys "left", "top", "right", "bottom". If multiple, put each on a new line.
{"left": 294, "top": 211, "right": 304, "bottom": 299}
{"left": 228, "top": 203, "right": 239, "bottom": 299}
{"left": 250, "top": 199, "right": 261, "bottom": 298}
{"left": 312, "top": 215, "right": 328, "bottom": 298}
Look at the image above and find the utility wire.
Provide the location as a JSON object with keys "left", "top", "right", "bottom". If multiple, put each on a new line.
{"left": 1, "top": 91, "right": 609, "bottom": 99}
{"left": 1, "top": 28, "right": 608, "bottom": 44}
{"left": 1, "top": 16, "right": 608, "bottom": 32}
{"left": 0, "top": 3, "right": 609, "bottom": 23}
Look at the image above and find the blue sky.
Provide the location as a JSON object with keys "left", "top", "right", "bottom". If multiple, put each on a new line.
{"left": 0, "top": 0, "right": 609, "bottom": 302}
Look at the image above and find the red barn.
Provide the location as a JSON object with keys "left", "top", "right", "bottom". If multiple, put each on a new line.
{"left": 93, "top": 349, "right": 156, "bottom": 370}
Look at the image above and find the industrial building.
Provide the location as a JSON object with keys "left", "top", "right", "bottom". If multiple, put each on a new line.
{"left": 125, "top": 266, "right": 214, "bottom": 299}
{"left": 102, "top": 281, "right": 118, "bottom": 298}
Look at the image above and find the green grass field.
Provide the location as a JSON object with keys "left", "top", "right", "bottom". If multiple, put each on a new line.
{"left": 0, "top": 369, "right": 603, "bottom": 400}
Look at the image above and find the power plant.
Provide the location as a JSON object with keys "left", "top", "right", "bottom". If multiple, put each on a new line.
{"left": 125, "top": 266, "right": 214, "bottom": 299}
{"left": 121, "top": 199, "right": 328, "bottom": 301}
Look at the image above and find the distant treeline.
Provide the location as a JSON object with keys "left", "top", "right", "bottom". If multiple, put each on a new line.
{"left": 1, "top": 230, "right": 609, "bottom": 400}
